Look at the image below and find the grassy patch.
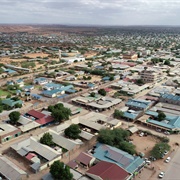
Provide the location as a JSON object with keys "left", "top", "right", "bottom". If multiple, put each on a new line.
{"left": 0, "top": 89, "right": 10, "bottom": 96}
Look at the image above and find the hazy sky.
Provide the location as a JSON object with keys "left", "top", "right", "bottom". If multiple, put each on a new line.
{"left": 0, "top": 0, "right": 180, "bottom": 25}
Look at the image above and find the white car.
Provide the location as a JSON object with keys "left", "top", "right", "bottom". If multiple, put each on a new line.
{"left": 139, "top": 132, "right": 144, "bottom": 137}
{"left": 165, "top": 157, "right": 171, "bottom": 163}
{"left": 158, "top": 172, "right": 165, "bottom": 178}
{"left": 164, "top": 150, "right": 169, "bottom": 155}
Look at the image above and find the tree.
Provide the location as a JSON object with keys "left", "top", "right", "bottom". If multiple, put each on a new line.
{"left": 48, "top": 103, "right": 71, "bottom": 123}
{"left": 97, "top": 129, "right": 135, "bottom": 155}
{"left": 15, "top": 103, "right": 22, "bottom": 108}
{"left": 98, "top": 89, "right": 106, "bottom": 96}
{"left": 109, "top": 76, "right": 114, "bottom": 81}
{"left": 136, "top": 79, "right": 144, "bottom": 85}
{"left": 40, "top": 132, "right": 54, "bottom": 146}
{"left": 50, "top": 161, "right": 73, "bottom": 180}
{"left": 90, "top": 92, "right": 96, "bottom": 97}
{"left": 64, "top": 124, "right": 81, "bottom": 139}
{"left": 164, "top": 60, "right": 170, "bottom": 66}
{"left": 9, "top": 111, "right": 20, "bottom": 125}
{"left": 113, "top": 109, "right": 124, "bottom": 119}
{"left": 157, "top": 111, "right": 166, "bottom": 121}
{"left": 150, "top": 142, "right": 170, "bottom": 159}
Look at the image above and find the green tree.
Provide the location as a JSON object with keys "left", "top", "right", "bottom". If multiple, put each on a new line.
{"left": 90, "top": 92, "right": 96, "bottom": 97}
{"left": 97, "top": 129, "right": 134, "bottom": 154}
{"left": 9, "top": 111, "right": 20, "bottom": 125}
{"left": 113, "top": 109, "right": 124, "bottom": 119}
{"left": 150, "top": 142, "right": 170, "bottom": 159}
{"left": 136, "top": 79, "right": 144, "bottom": 85}
{"left": 0, "top": 105, "right": 3, "bottom": 113}
{"left": 15, "top": 103, "right": 22, "bottom": 108}
{"left": 98, "top": 89, "right": 106, "bottom": 96}
{"left": 64, "top": 124, "right": 81, "bottom": 139}
{"left": 6, "top": 94, "right": 11, "bottom": 99}
{"left": 157, "top": 111, "right": 166, "bottom": 121}
{"left": 109, "top": 76, "right": 114, "bottom": 81}
{"left": 40, "top": 132, "right": 54, "bottom": 146}
{"left": 48, "top": 103, "right": 71, "bottom": 123}
{"left": 164, "top": 60, "right": 170, "bottom": 66}
{"left": 50, "top": 161, "right": 73, "bottom": 180}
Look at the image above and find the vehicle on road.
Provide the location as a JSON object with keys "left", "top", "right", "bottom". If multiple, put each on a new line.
{"left": 158, "top": 172, "right": 165, "bottom": 178}
{"left": 165, "top": 157, "right": 171, "bottom": 163}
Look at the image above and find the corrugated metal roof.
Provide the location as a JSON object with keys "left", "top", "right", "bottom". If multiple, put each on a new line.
{"left": 0, "top": 155, "right": 27, "bottom": 180}
{"left": 86, "top": 161, "right": 129, "bottom": 180}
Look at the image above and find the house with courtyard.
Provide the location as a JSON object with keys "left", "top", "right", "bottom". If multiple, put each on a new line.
{"left": 11, "top": 137, "right": 61, "bottom": 173}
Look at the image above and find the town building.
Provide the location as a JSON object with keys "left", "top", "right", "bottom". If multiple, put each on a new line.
{"left": 140, "top": 67, "right": 161, "bottom": 83}
{"left": 0, "top": 123, "right": 21, "bottom": 143}
{"left": 92, "top": 143, "right": 144, "bottom": 175}
{"left": 0, "top": 155, "right": 27, "bottom": 180}
{"left": 86, "top": 161, "right": 130, "bottom": 180}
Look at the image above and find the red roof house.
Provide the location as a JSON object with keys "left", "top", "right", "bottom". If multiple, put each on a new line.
{"left": 67, "top": 160, "right": 78, "bottom": 169}
{"left": 35, "top": 115, "right": 54, "bottom": 125}
{"left": 27, "top": 109, "right": 45, "bottom": 119}
{"left": 75, "top": 152, "right": 95, "bottom": 168}
{"left": 27, "top": 109, "right": 54, "bottom": 126}
{"left": 86, "top": 161, "right": 130, "bottom": 180}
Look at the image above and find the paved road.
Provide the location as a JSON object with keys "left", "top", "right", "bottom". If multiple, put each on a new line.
{"left": 163, "top": 147, "right": 180, "bottom": 180}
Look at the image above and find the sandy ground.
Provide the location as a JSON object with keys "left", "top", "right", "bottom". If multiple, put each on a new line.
{"left": 132, "top": 133, "right": 160, "bottom": 157}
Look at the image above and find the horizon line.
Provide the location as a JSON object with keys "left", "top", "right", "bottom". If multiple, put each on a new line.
{"left": 0, "top": 23, "right": 180, "bottom": 27}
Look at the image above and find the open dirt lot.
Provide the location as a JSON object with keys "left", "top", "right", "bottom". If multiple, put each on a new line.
{"left": 131, "top": 133, "right": 160, "bottom": 157}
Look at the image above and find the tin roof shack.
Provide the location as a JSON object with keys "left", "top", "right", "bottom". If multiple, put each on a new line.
{"left": 0, "top": 155, "right": 27, "bottom": 180}
{"left": 0, "top": 123, "right": 21, "bottom": 143}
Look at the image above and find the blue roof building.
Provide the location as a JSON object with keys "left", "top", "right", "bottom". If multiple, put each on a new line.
{"left": 102, "top": 76, "right": 110, "bottom": 82}
{"left": 160, "top": 94, "right": 180, "bottom": 105}
{"left": 23, "top": 85, "right": 34, "bottom": 92}
{"left": 5, "top": 69, "right": 17, "bottom": 74}
{"left": 93, "top": 143, "right": 144, "bottom": 174}
{"left": 146, "top": 110, "right": 180, "bottom": 131}
{"left": 123, "top": 111, "right": 140, "bottom": 121}
{"left": 2, "top": 98, "right": 23, "bottom": 108}
{"left": 43, "top": 83, "right": 63, "bottom": 90}
{"left": 31, "top": 94, "right": 42, "bottom": 100}
{"left": 42, "top": 85, "right": 74, "bottom": 98}
{"left": 125, "top": 99, "right": 152, "bottom": 111}
{"left": 34, "top": 77, "right": 49, "bottom": 85}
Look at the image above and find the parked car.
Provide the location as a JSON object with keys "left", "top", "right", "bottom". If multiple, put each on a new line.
{"left": 165, "top": 157, "right": 171, "bottom": 163}
{"left": 158, "top": 172, "right": 165, "bottom": 178}
{"left": 164, "top": 131, "right": 170, "bottom": 135}
{"left": 164, "top": 150, "right": 169, "bottom": 155}
{"left": 139, "top": 132, "right": 144, "bottom": 137}
{"left": 145, "top": 160, "right": 151, "bottom": 165}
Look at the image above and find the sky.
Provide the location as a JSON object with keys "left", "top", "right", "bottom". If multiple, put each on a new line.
{"left": 0, "top": 0, "right": 180, "bottom": 26}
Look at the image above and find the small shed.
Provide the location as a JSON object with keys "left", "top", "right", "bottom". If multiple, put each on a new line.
{"left": 128, "top": 126, "right": 138, "bottom": 134}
